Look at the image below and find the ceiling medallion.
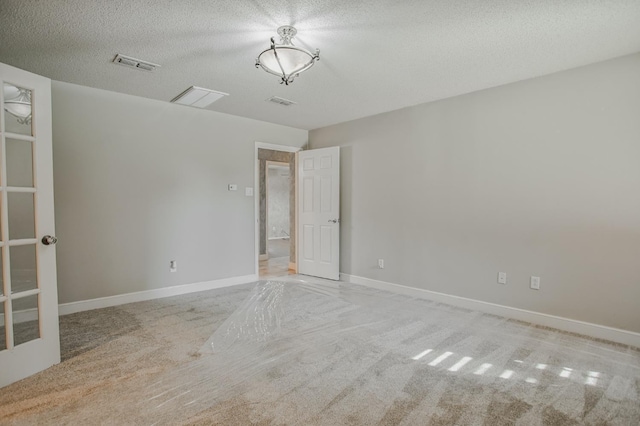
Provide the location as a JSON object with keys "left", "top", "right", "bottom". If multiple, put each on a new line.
{"left": 255, "top": 26, "right": 320, "bottom": 85}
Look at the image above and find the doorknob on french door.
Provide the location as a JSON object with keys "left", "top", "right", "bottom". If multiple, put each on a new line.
{"left": 41, "top": 235, "right": 58, "bottom": 245}
{"left": 328, "top": 219, "right": 340, "bottom": 223}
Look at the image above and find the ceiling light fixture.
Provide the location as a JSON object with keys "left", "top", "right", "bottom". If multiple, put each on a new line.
{"left": 255, "top": 26, "right": 320, "bottom": 85}
{"left": 3, "top": 84, "right": 32, "bottom": 125}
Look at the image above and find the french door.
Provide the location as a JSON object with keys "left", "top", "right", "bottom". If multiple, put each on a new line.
{"left": 297, "top": 147, "right": 340, "bottom": 280}
{"left": 0, "top": 62, "right": 59, "bottom": 387}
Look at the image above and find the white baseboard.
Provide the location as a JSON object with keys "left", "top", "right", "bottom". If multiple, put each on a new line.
{"left": 340, "top": 273, "right": 640, "bottom": 348}
{"left": 0, "top": 308, "right": 38, "bottom": 326}
{"left": 58, "top": 274, "right": 258, "bottom": 316}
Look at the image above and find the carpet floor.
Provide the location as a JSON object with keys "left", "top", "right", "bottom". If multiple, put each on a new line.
{"left": 0, "top": 276, "right": 638, "bottom": 425}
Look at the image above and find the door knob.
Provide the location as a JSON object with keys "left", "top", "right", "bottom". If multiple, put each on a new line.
{"left": 41, "top": 235, "right": 58, "bottom": 245}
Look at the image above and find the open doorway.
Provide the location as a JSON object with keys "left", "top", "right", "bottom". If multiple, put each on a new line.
{"left": 263, "top": 161, "right": 291, "bottom": 277}
{"left": 255, "top": 143, "right": 300, "bottom": 279}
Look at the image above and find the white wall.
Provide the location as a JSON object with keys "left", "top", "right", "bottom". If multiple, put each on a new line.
{"left": 310, "top": 53, "right": 640, "bottom": 333}
{"left": 52, "top": 81, "right": 307, "bottom": 304}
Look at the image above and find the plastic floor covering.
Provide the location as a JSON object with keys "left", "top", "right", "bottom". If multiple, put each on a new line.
{"left": 138, "top": 278, "right": 640, "bottom": 425}
{"left": 1, "top": 277, "right": 638, "bottom": 424}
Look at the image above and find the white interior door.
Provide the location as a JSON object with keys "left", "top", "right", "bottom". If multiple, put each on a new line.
{"left": 0, "top": 62, "right": 59, "bottom": 387}
{"left": 297, "top": 147, "right": 340, "bottom": 280}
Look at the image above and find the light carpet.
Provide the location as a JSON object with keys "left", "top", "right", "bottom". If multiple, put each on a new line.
{"left": 0, "top": 276, "right": 638, "bottom": 425}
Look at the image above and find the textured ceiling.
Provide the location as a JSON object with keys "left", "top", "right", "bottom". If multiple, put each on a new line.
{"left": 1, "top": 0, "right": 639, "bottom": 130}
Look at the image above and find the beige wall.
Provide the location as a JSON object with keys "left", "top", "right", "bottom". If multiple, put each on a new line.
{"left": 52, "top": 81, "right": 307, "bottom": 303}
{"left": 310, "top": 53, "right": 640, "bottom": 332}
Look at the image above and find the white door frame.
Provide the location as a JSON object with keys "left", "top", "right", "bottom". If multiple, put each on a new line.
{"left": 254, "top": 142, "right": 301, "bottom": 277}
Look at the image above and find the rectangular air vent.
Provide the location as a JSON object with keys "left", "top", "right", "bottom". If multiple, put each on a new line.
{"left": 266, "top": 96, "right": 296, "bottom": 106}
{"left": 171, "top": 86, "right": 229, "bottom": 108}
{"left": 112, "top": 54, "right": 160, "bottom": 72}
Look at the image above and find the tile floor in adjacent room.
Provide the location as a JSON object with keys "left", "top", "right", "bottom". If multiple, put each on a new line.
{"left": 0, "top": 275, "right": 638, "bottom": 425}
{"left": 259, "top": 238, "right": 294, "bottom": 279}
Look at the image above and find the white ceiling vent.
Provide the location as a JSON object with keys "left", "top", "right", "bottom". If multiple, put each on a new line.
{"left": 171, "top": 86, "right": 229, "bottom": 108}
{"left": 266, "top": 96, "right": 296, "bottom": 107}
{"left": 112, "top": 54, "right": 160, "bottom": 72}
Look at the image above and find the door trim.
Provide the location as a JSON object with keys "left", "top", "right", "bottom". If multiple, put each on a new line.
{"left": 254, "top": 142, "right": 301, "bottom": 277}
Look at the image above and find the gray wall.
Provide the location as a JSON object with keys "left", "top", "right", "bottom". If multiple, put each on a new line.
{"left": 309, "top": 53, "right": 640, "bottom": 333}
{"left": 52, "top": 81, "right": 307, "bottom": 304}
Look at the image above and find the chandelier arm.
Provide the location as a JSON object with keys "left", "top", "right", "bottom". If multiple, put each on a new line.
{"left": 271, "top": 46, "right": 289, "bottom": 83}
{"left": 257, "top": 62, "right": 290, "bottom": 79}
{"left": 289, "top": 60, "right": 316, "bottom": 77}
{"left": 279, "top": 46, "right": 318, "bottom": 78}
{"left": 16, "top": 115, "right": 32, "bottom": 125}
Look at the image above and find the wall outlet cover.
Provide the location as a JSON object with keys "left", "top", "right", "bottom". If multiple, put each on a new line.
{"left": 530, "top": 276, "right": 541, "bottom": 290}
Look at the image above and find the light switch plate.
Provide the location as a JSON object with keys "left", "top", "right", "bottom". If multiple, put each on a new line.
{"left": 245, "top": 187, "right": 254, "bottom": 196}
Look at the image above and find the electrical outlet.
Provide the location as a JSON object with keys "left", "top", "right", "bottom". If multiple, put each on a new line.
{"left": 378, "top": 259, "right": 384, "bottom": 269}
{"left": 170, "top": 260, "right": 177, "bottom": 272}
{"left": 498, "top": 272, "right": 507, "bottom": 284}
{"left": 530, "top": 276, "right": 540, "bottom": 290}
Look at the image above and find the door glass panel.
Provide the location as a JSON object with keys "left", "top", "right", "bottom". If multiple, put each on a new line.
{"left": 6, "top": 139, "right": 34, "bottom": 187}
{"left": 10, "top": 245, "right": 37, "bottom": 293}
{"left": 0, "top": 301, "right": 6, "bottom": 350}
{"left": 8, "top": 192, "right": 35, "bottom": 240}
{"left": 3, "top": 83, "right": 33, "bottom": 136}
{"left": 12, "top": 295, "right": 40, "bottom": 346}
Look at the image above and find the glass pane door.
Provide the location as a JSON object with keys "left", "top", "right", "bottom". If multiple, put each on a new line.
{"left": 1, "top": 81, "right": 40, "bottom": 350}
{"left": 0, "top": 62, "right": 59, "bottom": 388}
